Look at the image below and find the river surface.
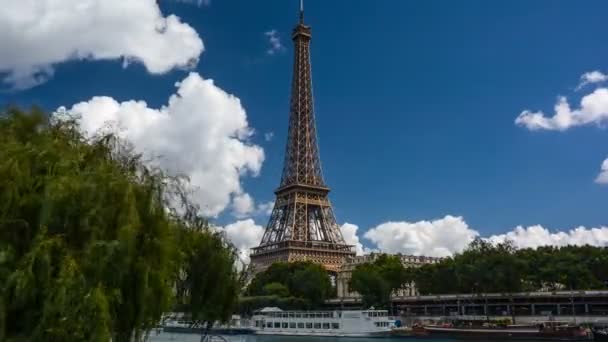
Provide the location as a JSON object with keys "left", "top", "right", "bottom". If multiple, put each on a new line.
{"left": 146, "top": 332, "right": 467, "bottom": 342}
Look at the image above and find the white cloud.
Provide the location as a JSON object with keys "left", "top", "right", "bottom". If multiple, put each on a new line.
{"left": 0, "top": 0, "right": 203, "bottom": 88}
{"left": 231, "top": 195, "right": 275, "bottom": 218}
{"left": 256, "top": 201, "right": 275, "bottom": 216}
{"left": 264, "top": 30, "right": 284, "bottom": 55}
{"left": 360, "top": 215, "right": 608, "bottom": 257}
{"left": 221, "top": 219, "right": 265, "bottom": 264}
{"left": 232, "top": 193, "right": 255, "bottom": 218}
{"left": 363, "top": 216, "right": 479, "bottom": 257}
{"left": 59, "top": 72, "right": 264, "bottom": 217}
{"left": 488, "top": 225, "right": 608, "bottom": 249}
{"left": 577, "top": 71, "right": 608, "bottom": 90}
{"left": 515, "top": 88, "right": 608, "bottom": 131}
{"left": 595, "top": 158, "right": 608, "bottom": 184}
{"left": 264, "top": 132, "right": 275, "bottom": 142}
{"left": 340, "top": 223, "right": 366, "bottom": 256}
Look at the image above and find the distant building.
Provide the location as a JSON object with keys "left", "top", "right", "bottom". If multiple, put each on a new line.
{"left": 336, "top": 253, "right": 441, "bottom": 299}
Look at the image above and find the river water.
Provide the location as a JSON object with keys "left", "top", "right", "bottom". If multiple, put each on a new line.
{"left": 147, "top": 332, "right": 457, "bottom": 342}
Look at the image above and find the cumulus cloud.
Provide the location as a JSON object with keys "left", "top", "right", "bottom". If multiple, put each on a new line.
{"left": 515, "top": 88, "right": 608, "bottom": 131}
{"left": 256, "top": 201, "right": 275, "bottom": 216}
{"left": 264, "top": 30, "right": 284, "bottom": 55}
{"left": 595, "top": 158, "right": 608, "bottom": 184}
{"left": 577, "top": 71, "right": 608, "bottom": 90}
{"left": 0, "top": 0, "right": 203, "bottom": 88}
{"left": 363, "top": 216, "right": 479, "bottom": 257}
{"left": 232, "top": 194, "right": 275, "bottom": 218}
{"left": 221, "top": 219, "right": 265, "bottom": 264}
{"left": 340, "top": 223, "right": 366, "bottom": 256}
{"left": 60, "top": 72, "right": 264, "bottom": 217}
{"left": 488, "top": 225, "right": 608, "bottom": 249}
{"left": 360, "top": 215, "right": 608, "bottom": 257}
{"left": 232, "top": 193, "right": 255, "bottom": 218}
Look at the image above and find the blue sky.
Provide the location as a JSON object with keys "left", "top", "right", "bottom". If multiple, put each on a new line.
{"left": 2, "top": 0, "right": 608, "bottom": 256}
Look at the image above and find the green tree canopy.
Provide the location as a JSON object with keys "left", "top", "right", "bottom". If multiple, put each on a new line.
{"left": 349, "top": 263, "right": 391, "bottom": 309}
{"left": 0, "top": 108, "right": 240, "bottom": 341}
{"left": 245, "top": 261, "right": 332, "bottom": 310}
{"left": 413, "top": 239, "right": 608, "bottom": 295}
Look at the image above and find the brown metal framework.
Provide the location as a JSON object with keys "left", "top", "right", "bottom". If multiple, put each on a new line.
{"left": 250, "top": 7, "right": 354, "bottom": 273}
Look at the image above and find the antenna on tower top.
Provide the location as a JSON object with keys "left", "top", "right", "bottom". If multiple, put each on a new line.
{"left": 299, "top": 0, "right": 304, "bottom": 23}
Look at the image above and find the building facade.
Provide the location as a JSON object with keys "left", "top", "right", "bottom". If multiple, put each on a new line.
{"left": 336, "top": 253, "right": 441, "bottom": 299}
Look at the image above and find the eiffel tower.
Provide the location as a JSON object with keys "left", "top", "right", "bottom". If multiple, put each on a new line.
{"left": 250, "top": 1, "right": 355, "bottom": 273}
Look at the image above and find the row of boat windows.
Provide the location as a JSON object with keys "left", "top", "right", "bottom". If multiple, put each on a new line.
{"left": 257, "top": 321, "right": 341, "bottom": 330}
{"left": 263, "top": 312, "right": 334, "bottom": 318}
{"left": 375, "top": 322, "right": 391, "bottom": 327}
{"left": 262, "top": 311, "right": 387, "bottom": 318}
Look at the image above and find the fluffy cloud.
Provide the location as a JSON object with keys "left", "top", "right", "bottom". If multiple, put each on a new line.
{"left": 363, "top": 216, "right": 479, "bottom": 257}
{"left": 0, "top": 0, "right": 202, "bottom": 88}
{"left": 256, "top": 201, "right": 275, "bottom": 216}
{"left": 264, "top": 30, "right": 284, "bottom": 55}
{"left": 340, "top": 223, "right": 366, "bottom": 256}
{"left": 232, "top": 193, "right": 255, "bottom": 218}
{"left": 515, "top": 88, "right": 608, "bottom": 131}
{"left": 577, "top": 71, "right": 608, "bottom": 90}
{"left": 359, "top": 215, "right": 608, "bottom": 257}
{"left": 221, "top": 219, "right": 265, "bottom": 264}
{"left": 60, "top": 72, "right": 264, "bottom": 217}
{"left": 595, "top": 159, "right": 608, "bottom": 184}
{"left": 231, "top": 194, "right": 275, "bottom": 218}
{"left": 488, "top": 225, "right": 608, "bottom": 249}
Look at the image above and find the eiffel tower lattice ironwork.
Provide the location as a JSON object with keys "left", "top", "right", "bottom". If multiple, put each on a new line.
{"left": 250, "top": 2, "right": 355, "bottom": 273}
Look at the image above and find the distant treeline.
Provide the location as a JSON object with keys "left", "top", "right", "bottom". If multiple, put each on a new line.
{"left": 240, "top": 261, "right": 333, "bottom": 315}
{"left": 350, "top": 239, "right": 608, "bottom": 308}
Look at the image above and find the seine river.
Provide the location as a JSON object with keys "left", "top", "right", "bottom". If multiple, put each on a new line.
{"left": 147, "top": 332, "right": 457, "bottom": 342}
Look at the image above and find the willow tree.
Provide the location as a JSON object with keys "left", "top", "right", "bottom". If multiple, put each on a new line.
{"left": 0, "top": 108, "right": 240, "bottom": 341}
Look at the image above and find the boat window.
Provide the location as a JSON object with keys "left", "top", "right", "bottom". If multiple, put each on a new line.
{"left": 295, "top": 313, "right": 302, "bottom": 318}
{"left": 315, "top": 313, "right": 322, "bottom": 318}
{"left": 297, "top": 322, "right": 305, "bottom": 329}
{"left": 282, "top": 313, "right": 288, "bottom": 318}
{"left": 266, "top": 322, "right": 272, "bottom": 328}
{"left": 289, "top": 322, "right": 296, "bottom": 329}
{"left": 313, "top": 323, "right": 321, "bottom": 329}
{"left": 306, "top": 323, "right": 313, "bottom": 329}
{"left": 282, "top": 322, "right": 288, "bottom": 328}
{"left": 288, "top": 313, "right": 294, "bottom": 318}
{"left": 274, "top": 322, "right": 280, "bottom": 328}
{"left": 332, "top": 323, "right": 340, "bottom": 329}
{"left": 322, "top": 323, "right": 330, "bottom": 329}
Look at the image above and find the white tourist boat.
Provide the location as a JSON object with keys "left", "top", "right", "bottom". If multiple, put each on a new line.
{"left": 252, "top": 307, "right": 396, "bottom": 337}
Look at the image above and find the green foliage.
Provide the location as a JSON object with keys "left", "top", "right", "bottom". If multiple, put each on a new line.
{"left": 173, "top": 224, "right": 240, "bottom": 327}
{"left": 245, "top": 261, "right": 332, "bottom": 310}
{"left": 0, "top": 108, "right": 240, "bottom": 341}
{"left": 349, "top": 263, "right": 391, "bottom": 309}
{"left": 414, "top": 239, "right": 608, "bottom": 295}
{"left": 349, "top": 254, "right": 413, "bottom": 308}
{"left": 263, "top": 283, "right": 290, "bottom": 297}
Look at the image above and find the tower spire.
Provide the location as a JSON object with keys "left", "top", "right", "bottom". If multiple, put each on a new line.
{"left": 299, "top": 0, "right": 304, "bottom": 23}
